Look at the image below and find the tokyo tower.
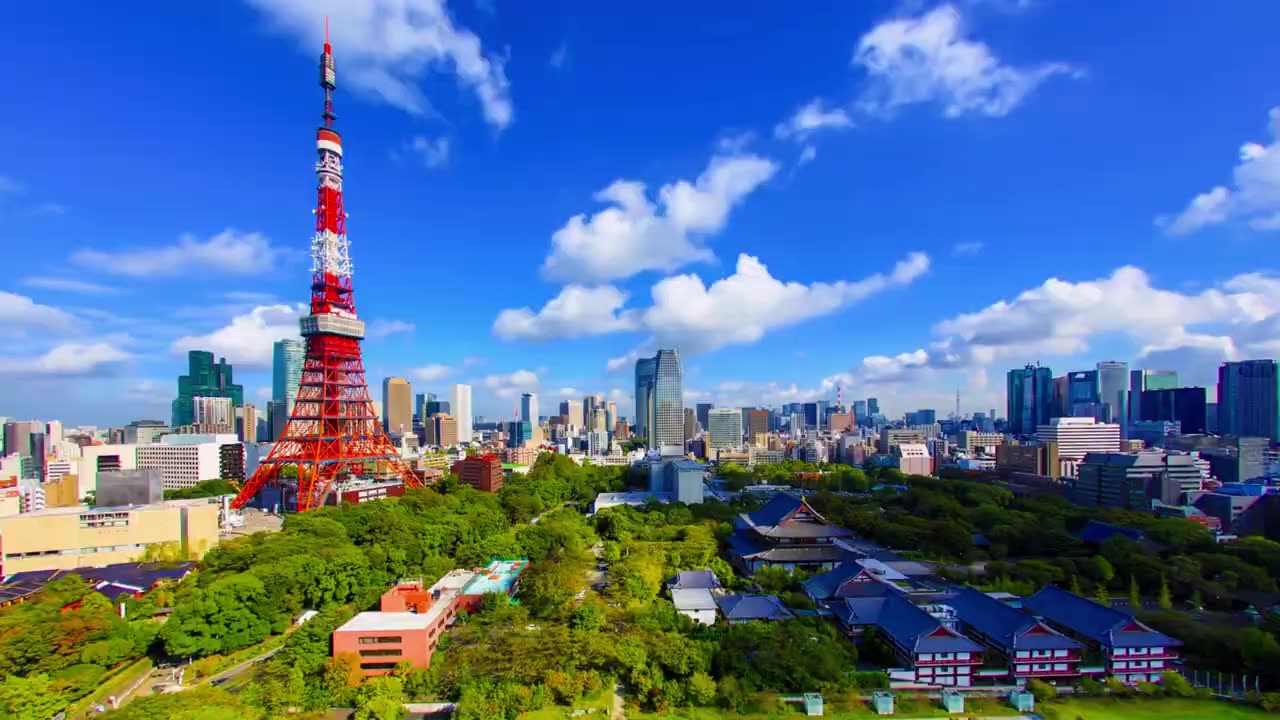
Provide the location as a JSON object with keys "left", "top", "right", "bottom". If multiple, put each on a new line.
{"left": 232, "top": 32, "right": 422, "bottom": 512}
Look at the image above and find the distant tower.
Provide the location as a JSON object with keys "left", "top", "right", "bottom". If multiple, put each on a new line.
{"left": 232, "top": 32, "right": 421, "bottom": 512}
{"left": 955, "top": 389, "right": 960, "bottom": 420}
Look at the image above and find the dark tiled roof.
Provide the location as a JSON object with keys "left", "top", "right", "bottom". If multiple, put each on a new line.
{"left": 1075, "top": 520, "right": 1145, "bottom": 545}
{"left": 717, "top": 594, "right": 795, "bottom": 621}
{"left": 727, "top": 530, "right": 768, "bottom": 558}
{"left": 946, "top": 587, "right": 1081, "bottom": 653}
{"left": 668, "top": 570, "right": 721, "bottom": 590}
{"left": 0, "top": 562, "right": 196, "bottom": 604}
{"left": 834, "top": 594, "right": 983, "bottom": 654}
{"left": 738, "top": 494, "right": 854, "bottom": 540}
{"left": 746, "top": 545, "right": 854, "bottom": 564}
{"left": 1024, "top": 585, "right": 1181, "bottom": 650}
{"left": 803, "top": 563, "right": 894, "bottom": 601}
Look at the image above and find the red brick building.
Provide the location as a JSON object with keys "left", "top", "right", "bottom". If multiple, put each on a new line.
{"left": 451, "top": 453, "right": 503, "bottom": 492}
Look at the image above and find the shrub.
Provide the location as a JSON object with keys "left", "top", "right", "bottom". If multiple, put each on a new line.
{"left": 1160, "top": 671, "right": 1193, "bottom": 698}
{"left": 1078, "top": 677, "right": 1104, "bottom": 696}
{"left": 1026, "top": 678, "right": 1057, "bottom": 704}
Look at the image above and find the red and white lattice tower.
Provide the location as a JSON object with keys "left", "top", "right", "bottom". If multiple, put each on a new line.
{"left": 232, "top": 32, "right": 421, "bottom": 512}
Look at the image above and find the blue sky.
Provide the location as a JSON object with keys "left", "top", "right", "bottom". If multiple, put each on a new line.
{"left": 3, "top": 0, "right": 1280, "bottom": 426}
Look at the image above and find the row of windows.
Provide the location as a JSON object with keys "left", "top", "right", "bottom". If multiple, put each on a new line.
{"left": 1016, "top": 663, "right": 1071, "bottom": 673}
{"left": 1015, "top": 649, "right": 1071, "bottom": 659}
{"left": 917, "top": 666, "right": 970, "bottom": 676}
{"left": 1113, "top": 646, "right": 1166, "bottom": 656}
{"left": 5, "top": 542, "right": 149, "bottom": 559}
{"left": 917, "top": 652, "right": 971, "bottom": 662}
{"left": 359, "top": 649, "right": 402, "bottom": 658}
{"left": 360, "top": 662, "right": 398, "bottom": 671}
{"left": 1114, "top": 660, "right": 1165, "bottom": 671}
{"left": 357, "top": 636, "right": 402, "bottom": 645}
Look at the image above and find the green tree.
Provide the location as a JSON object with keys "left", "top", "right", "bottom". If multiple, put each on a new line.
{"left": 1093, "top": 581, "right": 1110, "bottom": 606}
{"left": 1025, "top": 678, "right": 1057, "bottom": 704}
{"left": 0, "top": 674, "right": 68, "bottom": 720}
{"left": 687, "top": 671, "right": 717, "bottom": 705}
{"left": 1161, "top": 671, "right": 1193, "bottom": 697}
{"left": 1157, "top": 577, "right": 1173, "bottom": 610}
{"left": 1088, "top": 555, "right": 1115, "bottom": 584}
{"left": 1129, "top": 574, "right": 1142, "bottom": 609}
{"left": 1069, "top": 575, "right": 1083, "bottom": 596}
{"left": 354, "top": 676, "right": 406, "bottom": 720}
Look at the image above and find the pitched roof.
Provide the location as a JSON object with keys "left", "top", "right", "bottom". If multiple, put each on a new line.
{"left": 0, "top": 562, "right": 196, "bottom": 605}
{"left": 737, "top": 493, "right": 854, "bottom": 540}
{"left": 1024, "top": 584, "right": 1181, "bottom": 650}
{"left": 833, "top": 594, "right": 983, "bottom": 655}
{"left": 668, "top": 570, "right": 720, "bottom": 590}
{"left": 1075, "top": 520, "right": 1145, "bottom": 545}
{"left": 671, "top": 588, "right": 718, "bottom": 612}
{"left": 717, "top": 593, "right": 795, "bottom": 621}
{"left": 946, "top": 587, "right": 1081, "bottom": 652}
{"left": 802, "top": 562, "right": 898, "bottom": 601}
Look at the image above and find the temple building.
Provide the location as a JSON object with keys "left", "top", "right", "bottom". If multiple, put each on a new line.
{"left": 727, "top": 493, "right": 855, "bottom": 572}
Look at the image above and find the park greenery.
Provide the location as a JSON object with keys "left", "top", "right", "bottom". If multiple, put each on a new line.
{"left": 8, "top": 451, "right": 1280, "bottom": 718}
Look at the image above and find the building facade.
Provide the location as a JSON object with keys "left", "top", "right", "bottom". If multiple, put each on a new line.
{"left": 1097, "top": 361, "right": 1129, "bottom": 426}
{"left": 450, "top": 383, "right": 473, "bottom": 444}
{"left": 172, "top": 351, "right": 243, "bottom": 428}
{"left": 1036, "top": 417, "right": 1120, "bottom": 476}
{"left": 451, "top": 454, "right": 503, "bottom": 493}
{"left": 1008, "top": 365, "right": 1053, "bottom": 436}
{"left": 707, "top": 408, "right": 743, "bottom": 453}
{"left": 272, "top": 338, "right": 305, "bottom": 417}
{"left": 651, "top": 350, "right": 684, "bottom": 451}
{"left": 1136, "top": 387, "right": 1207, "bottom": 434}
{"left": 634, "top": 357, "right": 656, "bottom": 443}
{"left": 1218, "top": 360, "right": 1280, "bottom": 442}
{"left": 381, "top": 377, "right": 413, "bottom": 435}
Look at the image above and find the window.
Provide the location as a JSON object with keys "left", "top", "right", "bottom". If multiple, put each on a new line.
{"left": 1054, "top": 663, "right": 1067, "bottom": 671}
{"left": 359, "top": 649, "right": 402, "bottom": 657}
{"left": 955, "top": 652, "right": 969, "bottom": 660}
{"left": 919, "top": 653, "right": 933, "bottom": 662}
{"left": 360, "top": 662, "right": 399, "bottom": 670}
{"left": 1150, "top": 646, "right": 1164, "bottom": 655}
{"left": 1016, "top": 651, "right": 1030, "bottom": 659}
{"left": 358, "top": 636, "right": 402, "bottom": 644}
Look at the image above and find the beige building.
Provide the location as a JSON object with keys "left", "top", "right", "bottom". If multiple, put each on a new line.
{"left": 0, "top": 498, "right": 221, "bottom": 574}
{"left": 426, "top": 414, "right": 458, "bottom": 447}
{"left": 382, "top": 377, "right": 413, "bottom": 435}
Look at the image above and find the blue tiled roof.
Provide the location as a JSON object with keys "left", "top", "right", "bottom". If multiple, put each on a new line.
{"left": 1075, "top": 520, "right": 1145, "bottom": 545}
{"left": 727, "top": 530, "right": 768, "bottom": 558}
{"left": 748, "top": 493, "right": 806, "bottom": 527}
{"left": 803, "top": 563, "right": 893, "bottom": 601}
{"left": 1024, "top": 585, "right": 1181, "bottom": 650}
{"left": 946, "top": 587, "right": 1081, "bottom": 653}
{"left": 668, "top": 570, "right": 720, "bottom": 590}
{"left": 0, "top": 562, "right": 196, "bottom": 604}
{"left": 833, "top": 595, "right": 982, "bottom": 655}
{"left": 717, "top": 593, "right": 795, "bottom": 621}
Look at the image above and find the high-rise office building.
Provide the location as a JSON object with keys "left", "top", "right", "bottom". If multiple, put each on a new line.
{"left": 193, "top": 396, "right": 235, "bottom": 434}
{"left": 651, "top": 350, "right": 684, "bottom": 451}
{"left": 425, "top": 414, "right": 459, "bottom": 447}
{"left": 272, "top": 339, "right": 305, "bottom": 417}
{"left": 451, "top": 384, "right": 473, "bottom": 444}
{"left": 707, "top": 408, "right": 742, "bottom": 452}
{"left": 696, "top": 403, "right": 713, "bottom": 432}
{"left": 684, "top": 408, "right": 697, "bottom": 442}
{"left": 1136, "top": 387, "right": 1207, "bottom": 434}
{"left": 520, "top": 392, "right": 538, "bottom": 424}
{"left": 237, "top": 404, "right": 258, "bottom": 443}
{"left": 559, "top": 399, "right": 583, "bottom": 428}
{"left": 1218, "top": 360, "right": 1280, "bottom": 441}
{"left": 1067, "top": 370, "right": 1099, "bottom": 409}
{"left": 382, "top": 377, "right": 413, "bottom": 435}
{"left": 268, "top": 400, "right": 288, "bottom": 441}
{"left": 606, "top": 400, "right": 617, "bottom": 434}
{"left": 1129, "top": 369, "right": 1178, "bottom": 424}
{"left": 1036, "top": 417, "right": 1121, "bottom": 475}
{"left": 414, "top": 393, "right": 426, "bottom": 422}
{"left": 802, "top": 402, "right": 819, "bottom": 431}
{"left": 172, "top": 351, "right": 243, "bottom": 428}
{"left": 852, "top": 400, "right": 867, "bottom": 423}
{"left": 747, "top": 410, "right": 769, "bottom": 443}
{"left": 635, "top": 357, "right": 657, "bottom": 442}
{"left": 867, "top": 398, "right": 880, "bottom": 416}
{"left": 2, "top": 421, "right": 41, "bottom": 457}
{"left": 1007, "top": 364, "right": 1053, "bottom": 436}
{"left": 425, "top": 396, "right": 450, "bottom": 416}
{"left": 905, "top": 409, "right": 937, "bottom": 426}
{"left": 1051, "top": 376, "right": 1070, "bottom": 418}
{"left": 1097, "top": 361, "right": 1128, "bottom": 426}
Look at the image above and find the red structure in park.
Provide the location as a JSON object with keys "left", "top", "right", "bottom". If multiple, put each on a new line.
{"left": 232, "top": 34, "right": 421, "bottom": 512}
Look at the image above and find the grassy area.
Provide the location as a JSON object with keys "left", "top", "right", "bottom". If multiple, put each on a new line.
{"left": 1042, "top": 697, "right": 1272, "bottom": 720}
{"left": 518, "top": 688, "right": 614, "bottom": 719}
{"left": 64, "top": 657, "right": 154, "bottom": 719}
{"left": 627, "top": 692, "right": 1018, "bottom": 718}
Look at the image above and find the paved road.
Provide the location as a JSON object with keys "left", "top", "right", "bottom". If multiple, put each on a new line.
{"left": 208, "top": 644, "right": 286, "bottom": 686}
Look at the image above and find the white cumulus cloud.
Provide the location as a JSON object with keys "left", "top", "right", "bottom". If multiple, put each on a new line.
{"left": 499, "top": 252, "right": 929, "bottom": 357}
{"left": 493, "top": 285, "right": 637, "bottom": 340}
{"left": 0, "top": 342, "right": 132, "bottom": 377}
{"left": 412, "top": 364, "right": 457, "bottom": 381}
{"left": 367, "top": 319, "right": 416, "bottom": 338}
{"left": 483, "top": 368, "right": 540, "bottom": 399}
{"left": 247, "top": 0, "right": 513, "bottom": 129}
{"left": 0, "top": 291, "right": 80, "bottom": 334}
{"left": 853, "top": 4, "right": 1079, "bottom": 118}
{"left": 542, "top": 153, "right": 779, "bottom": 282}
{"left": 774, "top": 98, "right": 854, "bottom": 139}
{"left": 170, "top": 304, "right": 304, "bottom": 368}
{"left": 73, "top": 229, "right": 283, "bottom": 277}
{"left": 21, "top": 277, "right": 125, "bottom": 296}
{"left": 1160, "top": 107, "right": 1280, "bottom": 235}
{"left": 403, "top": 135, "right": 451, "bottom": 168}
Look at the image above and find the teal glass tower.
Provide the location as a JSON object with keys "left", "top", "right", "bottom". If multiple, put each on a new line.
{"left": 172, "top": 350, "right": 244, "bottom": 427}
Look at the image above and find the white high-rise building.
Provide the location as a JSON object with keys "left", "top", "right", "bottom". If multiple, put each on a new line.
{"left": 193, "top": 396, "right": 235, "bottom": 433}
{"left": 136, "top": 434, "right": 234, "bottom": 489}
{"left": 1036, "top": 417, "right": 1121, "bottom": 477}
{"left": 707, "top": 408, "right": 743, "bottom": 452}
{"left": 450, "top": 384, "right": 473, "bottom": 444}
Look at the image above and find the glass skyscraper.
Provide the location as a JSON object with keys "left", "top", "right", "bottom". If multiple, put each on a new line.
{"left": 272, "top": 339, "right": 305, "bottom": 417}
{"left": 1007, "top": 364, "right": 1053, "bottom": 436}
{"left": 1218, "top": 360, "right": 1280, "bottom": 441}
{"left": 1097, "top": 360, "right": 1129, "bottom": 426}
{"left": 172, "top": 350, "right": 243, "bottom": 427}
{"left": 651, "top": 349, "right": 684, "bottom": 451}
{"left": 634, "top": 357, "right": 656, "bottom": 442}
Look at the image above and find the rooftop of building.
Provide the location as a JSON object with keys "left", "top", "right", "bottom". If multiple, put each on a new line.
{"left": 736, "top": 493, "right": 854, "bottom": 540}
{"left": 832, "top": 594, "right": 984, "bottom": 655}
{"left": 336, "top": 611, "right": 435, "bottom": 633}
{"left": 4, "top": 497, "right": 217, "bottom": 519}
{"left": 462, "top": 559, "right": 528, "bottom": 596}
{"left": 945, "top": 587, "right": 1081, "bottom": 652}
{"left": 672, "top": 587, "right": 718, "bottom": 612}
{"left": 1024, "top": 584, "right": 1181, "bottom": 649}
{"left": 717, "top": 593, "right": 794, "bottom": 621}
{"left": 0, "top": 561, "right": 196, "bottom": 605}
{"left": 668, "top": 570, "right": 721, "bottom": 590}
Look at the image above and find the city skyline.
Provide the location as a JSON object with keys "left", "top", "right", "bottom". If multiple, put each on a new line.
{"left": 4, "top": 2, "right": 1280, "bottom": 426}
